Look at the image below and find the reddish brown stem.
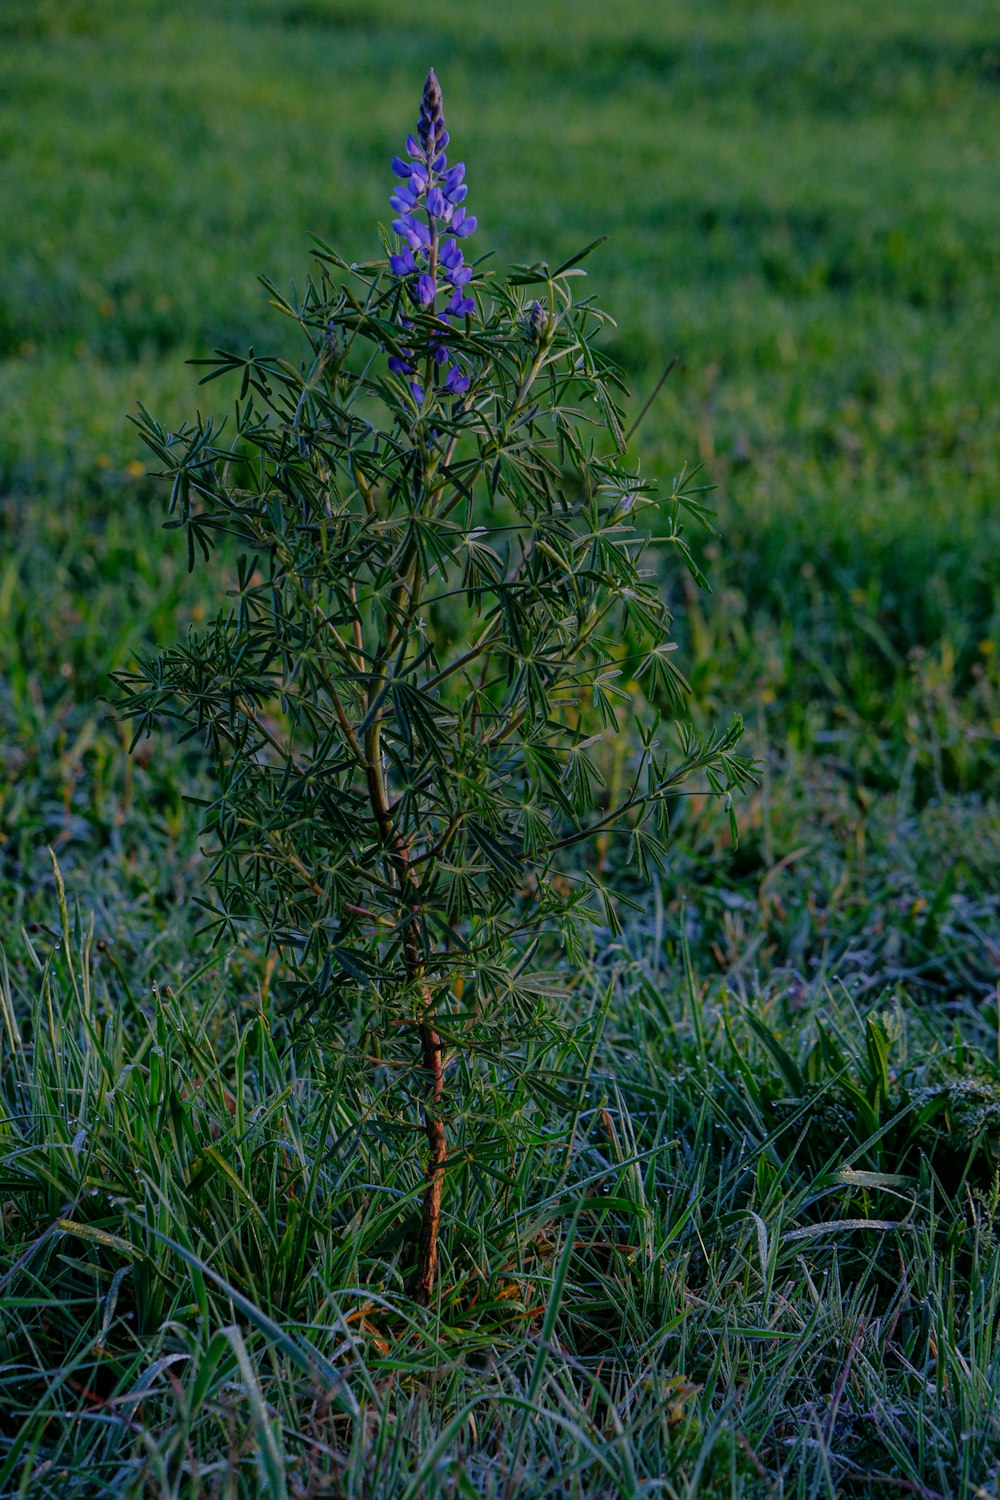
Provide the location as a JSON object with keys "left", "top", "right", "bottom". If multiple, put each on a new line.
{"left": 364, "top": 752, "right": 447, "bottom": 1305}
{"left": 413, "top": 1018, "right": 447, "bottom": 1305}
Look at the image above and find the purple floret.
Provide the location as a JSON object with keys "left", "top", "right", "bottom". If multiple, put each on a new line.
{"left": 390, "top": 249, "right": 417, "bottom": 276}
{"left": 444, "top": 365, "right": 470, "bottom": 394}
{"left": 390, "top": 187, "right": 418, "bottom": 213}
{"left": 426, "top": 187, "right": 450, "bottom": 221}
{"left": 446, "top": 291, "right": 475, "bottom": 318}
{"left": 451, "top": 209, "right": 477, "bottom": 239}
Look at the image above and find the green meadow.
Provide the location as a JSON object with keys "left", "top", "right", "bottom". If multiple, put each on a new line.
{"left": 1, "top": 0, "right": 998, "bottom": 1494}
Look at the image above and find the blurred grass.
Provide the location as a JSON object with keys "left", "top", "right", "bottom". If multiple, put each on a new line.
{"left": 1, "top": 0, "right": 995, "bottom": 944}
{"left": 1, "top": 0, "right": 999, "bottom": 1492}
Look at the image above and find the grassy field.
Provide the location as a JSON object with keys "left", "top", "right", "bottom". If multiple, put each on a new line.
{"left": 1, "top": 0, "right": 999, "bottom": 1494}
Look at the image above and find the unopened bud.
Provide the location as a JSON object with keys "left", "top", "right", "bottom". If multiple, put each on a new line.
{"left": 419, "top": 69, "right": 446, "bottom": 152}
{"left": 528, "top": 300, "right": 547, "bottom": 342}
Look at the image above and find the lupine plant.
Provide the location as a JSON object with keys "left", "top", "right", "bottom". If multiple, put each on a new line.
{"left": 115, "top": 70, "right": 752, "bottom": 1303}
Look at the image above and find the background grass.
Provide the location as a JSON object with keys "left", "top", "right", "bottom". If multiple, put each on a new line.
{"left": 1, "top": 0, "right": 998, "bottom": 1494}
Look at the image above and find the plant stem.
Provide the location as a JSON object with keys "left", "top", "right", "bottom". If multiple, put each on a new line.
{"left": 364, "top": 696, "right": 447, "bottom": 1305}
{"left": 414, "top": 1017, "right": 447, "bottom": 1305}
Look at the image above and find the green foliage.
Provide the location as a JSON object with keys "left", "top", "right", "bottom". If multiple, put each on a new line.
{"left": 116, "top": 251, "right": 745, "bottom": 965}
{"left": 112, "top": 209, "right": 751, "bottom": 1298}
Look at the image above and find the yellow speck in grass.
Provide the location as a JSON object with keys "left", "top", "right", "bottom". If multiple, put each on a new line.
{"left": 126, "top": 459, "right": 145, "bottom": 479}
{"left": 98, "top": 297, "right": 115, "bottom": 318}
{"left": 95, "top": 453, "right": 112, "bottom": 469}
{"left": 760, "top": 687, "right": 776, "bottom": 705}
{"left": 849, "top": 586, "right": 868, "bottom": 607}
{"left": 979, "top": 639, "right": 995, "bottom": 656}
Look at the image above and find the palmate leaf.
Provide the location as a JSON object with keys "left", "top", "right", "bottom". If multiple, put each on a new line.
{"left": 625, "top": 824, "right": 670, "bottom": 883}
{"left": 591, "top": 665, "right": 630, "bottom": 727}
{"left": 667, "top": 530, "right": 712, "bottom": 591}
{"left": 519, "top": 741, "right": 577, "bottom": 818}
{"left": 391, "top": 680, "right": 458, "bottom": 757}
{"left": 563, "top": 736, "right": 606, "bottom": 809}
{"left": 188, "top": 346, "right": 295, "bottom": 398}
{"left": 440, "top": 861, "right": 487, "bottom": 925}
{"left": 466, "top": 821, "right": 523, "bottom": 888}
{"left": 637, "top": 642, "right": 692, "bottom": 713}
{"left": 461, "top": 528, "right": 505, "bottom": 599}
{"left": 516, "top": 799, "right": 553, "bottom": 862}
{"left": 330, "top": 946, "right": 394, "bottom": 983}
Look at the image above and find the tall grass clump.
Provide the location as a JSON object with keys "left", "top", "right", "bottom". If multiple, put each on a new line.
{"left": 113, "top": 70, "right": 752, "bottom": 1302}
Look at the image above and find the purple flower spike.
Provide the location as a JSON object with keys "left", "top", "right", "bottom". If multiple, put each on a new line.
{"left": 388, "top": 69, "right": 478, "bottom": 404}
